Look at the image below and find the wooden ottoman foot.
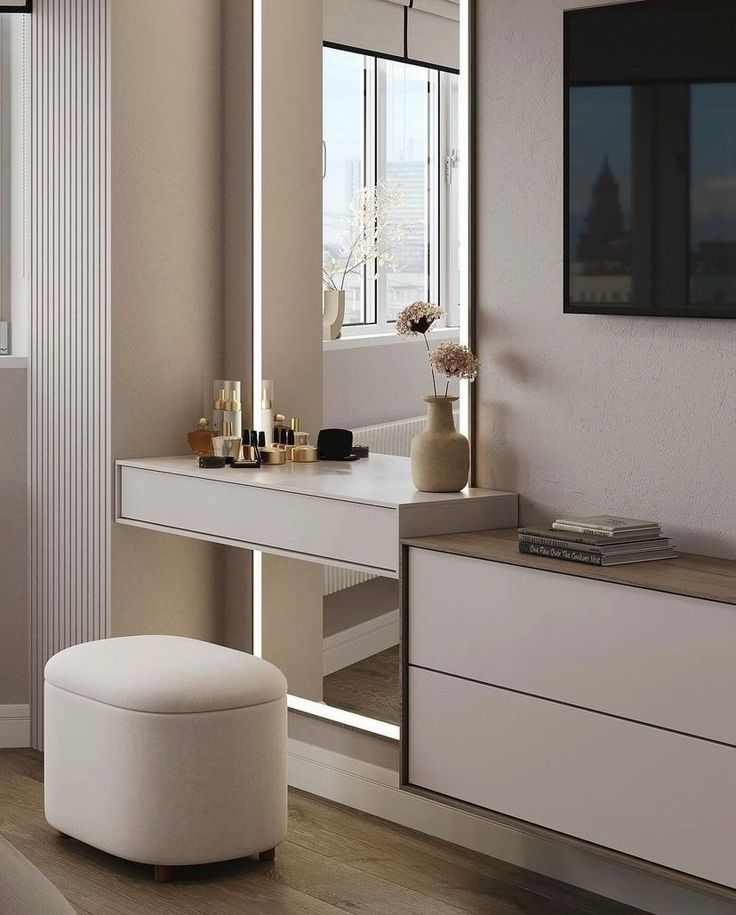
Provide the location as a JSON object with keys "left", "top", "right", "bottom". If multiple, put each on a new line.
{"left": 259, "top": 848, "right": 276, "bottom": 862}
{"left": 154, "top": 865, "right": 173, "bottom": 883}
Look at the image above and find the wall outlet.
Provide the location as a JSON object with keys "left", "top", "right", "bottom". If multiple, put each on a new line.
{"left": 0, "top": 322, "right": 8, "bottom": 355}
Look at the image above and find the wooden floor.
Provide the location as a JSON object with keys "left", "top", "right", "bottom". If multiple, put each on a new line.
{"left": 323, "top": 645, "right": 401, "bottom": 725}
{"left": 0, "top": 749, "right": 650, "bottom": 915}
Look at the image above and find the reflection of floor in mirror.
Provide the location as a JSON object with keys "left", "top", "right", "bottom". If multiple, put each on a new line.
{"left": 322, "top": 645, "right": 400, "bottom": 725}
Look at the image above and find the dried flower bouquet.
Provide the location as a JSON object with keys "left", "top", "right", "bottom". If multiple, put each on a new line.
{"left": 395, "top": 301, "right": 479, "bottom": 396}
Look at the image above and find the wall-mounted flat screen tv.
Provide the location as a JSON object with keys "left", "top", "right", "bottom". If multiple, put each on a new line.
{"left": 564, "top": 0, "right": 736, "bottom": 317}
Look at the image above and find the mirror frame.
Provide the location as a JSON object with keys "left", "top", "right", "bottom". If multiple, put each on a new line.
{"left": 251, "top": 0, "right": 477, "bottom": 739}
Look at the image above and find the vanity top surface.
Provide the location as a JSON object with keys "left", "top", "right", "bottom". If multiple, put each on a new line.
{"left": 403, "top": 528, "right": 736, "bottom": 606}
{"left": 117, "top": 455, "right": 516, "bottom": 510}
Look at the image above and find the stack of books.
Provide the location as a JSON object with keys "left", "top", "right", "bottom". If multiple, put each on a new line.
{"left": 518, "top": 515, "right": 678, "bottom": 566}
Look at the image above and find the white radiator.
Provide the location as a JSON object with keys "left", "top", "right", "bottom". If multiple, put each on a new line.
{"left": 351, "top": 414, "right": 428, "bottom": 460}
{"left": 324, "top": 411, "right": 457, "bottom": 596}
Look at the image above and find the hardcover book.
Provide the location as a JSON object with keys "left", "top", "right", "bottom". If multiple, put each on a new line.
{"left": 519, "top": 541, "right": 677, "bottom": 566}
{"left": 519, "top": 527, "right": 665, "bottom": 547}
{"left": 519, "top": 531, "right": 671, "bottom": 555}
{"left": 552, "top": 515, "right": 661, "bottom": 537}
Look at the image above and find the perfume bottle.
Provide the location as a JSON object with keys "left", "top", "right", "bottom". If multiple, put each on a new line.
{"left": 188, "top": 418, "right": 215, "bottom": 457}
{"left": 261, "top": 388, "right": 274, "bottom": 445}
{"left": 228, "top": 388, "right": 241, "bottom": 412}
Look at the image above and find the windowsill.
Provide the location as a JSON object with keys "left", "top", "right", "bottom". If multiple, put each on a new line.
{"left": 323, "top": 326, "right": 459, "bottom": 352}
{"left": 0, "top": 355, "right": 28, "bottom": 368}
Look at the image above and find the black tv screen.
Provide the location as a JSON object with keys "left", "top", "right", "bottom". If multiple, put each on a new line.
{"left": 564, "top": 0, "right": 736, "bottom": 317}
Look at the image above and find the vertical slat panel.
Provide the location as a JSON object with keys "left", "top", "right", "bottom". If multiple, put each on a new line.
{"left": 30, "top": 0, "right": 110, "bottom": 749}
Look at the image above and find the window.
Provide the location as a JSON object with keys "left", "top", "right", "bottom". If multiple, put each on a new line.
{"left": 323, "top": 47, "right": 460, "bottom": 336}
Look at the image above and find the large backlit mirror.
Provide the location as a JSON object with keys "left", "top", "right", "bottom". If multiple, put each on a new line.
{"left": 252, "top": 0, "right": 473, "bottom": 738}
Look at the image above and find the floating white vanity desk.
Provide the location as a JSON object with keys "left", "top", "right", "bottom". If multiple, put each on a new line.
{"left": 116, "top": 455, "right": 518, "bottom": 736}
{"left": 116, "top": 455, "right": 518, "bottom": 577}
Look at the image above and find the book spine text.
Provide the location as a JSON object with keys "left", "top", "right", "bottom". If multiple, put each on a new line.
{"left": 519, "top": 541, "right": 604, "bottom": 565}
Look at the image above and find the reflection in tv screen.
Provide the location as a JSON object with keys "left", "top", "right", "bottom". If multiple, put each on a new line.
{"left": 565, "top": 0, "right": 736, "bottom": 317}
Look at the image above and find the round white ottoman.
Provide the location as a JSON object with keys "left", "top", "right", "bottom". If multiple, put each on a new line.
{"left": 44, "top": 635, "right": 288, "bottom": 882}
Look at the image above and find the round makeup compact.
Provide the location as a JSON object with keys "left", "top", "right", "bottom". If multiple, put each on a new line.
{"left": 259, "top": 447, "right": 287, "bottom": 466}
{"left": 291, "top": 445, "right": 319, "bottom": 463}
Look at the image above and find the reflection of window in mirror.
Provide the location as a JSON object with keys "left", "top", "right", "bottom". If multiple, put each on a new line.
{"left": 323, "top": 48, "right": 461, "bottom": 336}
{"left": 320, "top": 31, "right": 461, "bottom": 731}
{"left": 254, "top": 0, "right": 467, "bottom": 739}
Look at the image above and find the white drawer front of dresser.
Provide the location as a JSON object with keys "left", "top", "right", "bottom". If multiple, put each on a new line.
{"left": 408, "top": 666, "right": 736, "bottom": 889}
{"left": 408, "top": 548, "right": 736, "bottom": 745}
{"left": 120, "top": 466, "right": 398, "bottom": 572}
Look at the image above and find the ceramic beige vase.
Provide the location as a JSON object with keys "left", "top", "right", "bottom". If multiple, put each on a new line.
{"left": 323, "top": 289, "right": 346, "bottom": 341}
{"left": 411, "top": 395, "right": 469, "bottom": 493}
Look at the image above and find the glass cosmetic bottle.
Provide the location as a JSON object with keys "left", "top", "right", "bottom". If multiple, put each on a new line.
{"left": 188, "top": 418, "right": 215, "bottom": 457}
{"left": 261, "top": 388, "right": 274, "bottom": 445}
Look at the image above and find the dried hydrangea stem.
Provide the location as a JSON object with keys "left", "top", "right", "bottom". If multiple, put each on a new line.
{"left": 423, "top": 333, "right": 438, "bottom": 397}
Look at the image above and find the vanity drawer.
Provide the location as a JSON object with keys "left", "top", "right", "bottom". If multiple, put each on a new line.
{"left": 408, "top": 666, "right": 736, "bottom": 889}
{"left": 119, "top": 465, "right": 398, "bottom": 573}
{"left": 408, "top": 547, "right": 736, "bottom": 745}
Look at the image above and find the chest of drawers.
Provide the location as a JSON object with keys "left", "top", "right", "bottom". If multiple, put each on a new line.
{"left": 401, "top": 530, "right": 736, "bottom": 892}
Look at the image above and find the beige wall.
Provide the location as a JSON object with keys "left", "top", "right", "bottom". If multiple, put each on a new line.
{"left": 476, "top": 0, "right": 736, "bottom": 559}
{"left": 258, "top": 0, "right": 325, "bottom": 700}
{"left": 0, "top": 368, "right": 26, "bottom": 704}
{"left": 110, "top": 0, "right": 226, "bottom": 640}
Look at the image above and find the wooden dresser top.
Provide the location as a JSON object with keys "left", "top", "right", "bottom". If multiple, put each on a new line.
{"left": 403, "top": 528, "right": 736, "bottom": 606}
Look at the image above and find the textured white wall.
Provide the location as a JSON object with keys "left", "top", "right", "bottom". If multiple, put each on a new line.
{"left": 0, "top": 368, "right": 27, "bottom": 704}
{"left": 475, "top": 0, "right": 736, "bottom": 558}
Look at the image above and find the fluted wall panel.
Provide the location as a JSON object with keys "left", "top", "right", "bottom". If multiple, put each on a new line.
{"left": 30, "top": 0, "right": 110, "bottom": 748}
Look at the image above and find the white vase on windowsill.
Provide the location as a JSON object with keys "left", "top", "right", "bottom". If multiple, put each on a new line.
{"left": 323, "top": 289, "right": 346, "bottom": 341}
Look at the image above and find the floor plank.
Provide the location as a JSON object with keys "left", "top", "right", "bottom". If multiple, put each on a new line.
{"left": 0, "top": 749, "right": 650, "bottom": 915}
{"left": 323, "top": 645, "right": 401, "bottom": 725}
{"left": 286, "top": 791, "right": 645, "bottom": 915}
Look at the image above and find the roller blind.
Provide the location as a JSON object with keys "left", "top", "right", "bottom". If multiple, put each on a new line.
{"left": 407, "top": 1, "right": 459, "bottom": 70}
{"left": 0, "top": 1, "right": 31, "bottom": 10}
{"left": 324, "top": 0, "right": 459, "bottom": 71}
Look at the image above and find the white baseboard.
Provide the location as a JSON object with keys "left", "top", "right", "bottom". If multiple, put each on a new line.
{"left": 0, "top": 705, "right": 30, "bottom": 748}
{"left": 287, "top": 738, "right": 735, "bottom": 915}
{"left": 323, "top": 609, "right": 399, "bottom": 676}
